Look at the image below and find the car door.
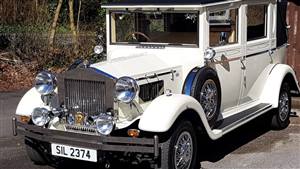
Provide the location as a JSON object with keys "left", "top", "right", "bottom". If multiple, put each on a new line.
{"left": 207, "top": 7, "right": 244, "bottom": 112}
{"left": 241, "top": 3, "right": 272, "bottom": 104}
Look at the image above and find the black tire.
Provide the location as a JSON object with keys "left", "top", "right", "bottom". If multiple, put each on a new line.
{"left": 161, "top": 120, "right": 200, "bottom": 169}
{"left": 25, "top": 144, "right": 47, "bottom": 165}
{"left": 191, "top": 68, "right": 221, "bottom": 127}
{"left": 271, "top": 82, "right": 291, "bottom": 130}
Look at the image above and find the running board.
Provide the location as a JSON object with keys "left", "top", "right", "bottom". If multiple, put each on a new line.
{"left": 214, "top": 103, "right": 272, "bottom": 135}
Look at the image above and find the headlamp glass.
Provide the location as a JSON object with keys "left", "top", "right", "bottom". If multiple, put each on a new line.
{"left": 35, "top": 71, "right": 57, "bottom": 95}
{"left": 115, "top": 77, "right": 138, "bottom": 103}
{"left": 32, "top": 108, "right": 50, "bottom": 127}
{"left": 95, "top": 114, "right": 114, "bottom": 135}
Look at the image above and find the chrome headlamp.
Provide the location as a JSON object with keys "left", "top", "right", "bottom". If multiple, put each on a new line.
{"left": 35, "top": 71, "right": 57, "bottom": 95}
{"left": 32, "top": 108, "right": 50, "bottom": 127}
{"left": 95, "top": 114, "right": 115, "bottom": 135}
{"left": 115, "top": 77, "right": 139, "bottom": 103}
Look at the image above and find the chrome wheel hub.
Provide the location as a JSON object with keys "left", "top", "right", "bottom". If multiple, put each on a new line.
{"left": 174, "top": 131, "right": 193, "bottom": 169}
{"left": 279, "top": 91, "right": 289, "bottom": 121}
{"left": 200, "top": 80, "right": 218, "bottom": 120}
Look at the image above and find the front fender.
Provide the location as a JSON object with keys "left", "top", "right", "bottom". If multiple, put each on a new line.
{"left": 138, "top": 94, "right": 222, "bottom": 140}
{"left": 260, "top": 64, "right": 300, "bottom": 107}
{"left": 16, "top": 88, "right": 58, "bottom": 116}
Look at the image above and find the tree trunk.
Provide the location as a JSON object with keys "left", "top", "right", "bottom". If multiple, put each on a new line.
{"left": 13, "top": 0, "right": 17, "bottom": 23}
{"left": 48, "top": 0, "right": 63, "bottom": 51}
{"left": 35, "top": 0, "right": 38, "bottom": 12}
{"left": 0, "top": 1, "right": 3, "bottom": 23}
{"left": 68, "top": 0, "right": 79, "bottom": 55}
{"left": 76, "top": 0, "right": 82, "bottom": 33}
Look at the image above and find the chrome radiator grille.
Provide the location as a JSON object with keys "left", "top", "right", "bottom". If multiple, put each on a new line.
{"left": 65, "top": 79, "right": 106, "bottom": 115}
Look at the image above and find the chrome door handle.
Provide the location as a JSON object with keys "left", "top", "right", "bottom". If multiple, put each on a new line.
{"left": 269, "top": 49, "right": 275, "bottom": 63}
{"left": 268, "top": 49, "right": 275, "bottom": 56}
{"left": 240, "top": 57, "right": 246, "bottom": 70}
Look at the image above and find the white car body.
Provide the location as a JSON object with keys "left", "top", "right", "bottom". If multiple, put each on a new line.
{"left": 14, "top": 0, "right": 300, "bottom": 168}
{"left": 16, "top": 0, "right": 300, "bottom": 141}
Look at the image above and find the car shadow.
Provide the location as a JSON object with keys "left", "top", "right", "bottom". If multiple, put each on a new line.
{"left": 198, "top": 113, "right": 272, "bottom": 163}
{"left": 52, "top": 113, "right": 274, "bottom": 169}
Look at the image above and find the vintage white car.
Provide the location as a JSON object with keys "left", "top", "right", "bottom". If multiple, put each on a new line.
{"left": 13, "top": 0, "right": 300, "bottom": 168}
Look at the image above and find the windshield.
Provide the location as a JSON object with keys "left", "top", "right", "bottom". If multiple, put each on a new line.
{"left": 110, "top": 11, "right": 198, "bottom": 45}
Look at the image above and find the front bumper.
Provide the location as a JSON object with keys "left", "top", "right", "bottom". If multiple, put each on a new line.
{"left": 12, "top": 118, "right": 160, "bottom": 158}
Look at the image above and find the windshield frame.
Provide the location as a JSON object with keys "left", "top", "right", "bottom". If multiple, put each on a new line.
{"left": 108, "top": 10, "right": 200, "bottom": 48}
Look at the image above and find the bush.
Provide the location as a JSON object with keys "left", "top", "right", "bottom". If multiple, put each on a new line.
{"left": 0, "top": 0, "right": 112, "bottom": 91}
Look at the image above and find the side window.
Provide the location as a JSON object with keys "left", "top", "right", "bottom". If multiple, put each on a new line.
{"left": 209, "top": 8, "right": 239, "bottom": 47}
{"left": 247, "top": 4, "right": 268, "bottom": 41}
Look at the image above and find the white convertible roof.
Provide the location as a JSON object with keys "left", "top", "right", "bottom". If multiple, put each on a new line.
{"left": 101, "top": 0, "right": 242, "bottom": 9}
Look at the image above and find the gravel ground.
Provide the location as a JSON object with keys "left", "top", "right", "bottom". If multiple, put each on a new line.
{"left": 0, "top": 90, "right": 300, "bottom": 169}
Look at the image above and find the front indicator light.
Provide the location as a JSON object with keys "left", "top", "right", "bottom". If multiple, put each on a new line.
{"left": 20, "top": 116, "right": 30, "bottom": 123}
{"left": 127, "top": 129, "right": 140, "bottom": 138}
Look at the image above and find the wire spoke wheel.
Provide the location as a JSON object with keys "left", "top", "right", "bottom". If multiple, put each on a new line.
{"left": 271, "top": 82, "right": 291, "bottom": 130}
{"left": 161, "top": 120, "right": 199, "bottom": 169}
{"left": 200, "top": 79, "right": 218, "bottom": 121}
{"left": 174, "top": 131, "right": 193, "bottom": 169}
{"left": 279, "top": 91, "right": 289, "bottom": 122}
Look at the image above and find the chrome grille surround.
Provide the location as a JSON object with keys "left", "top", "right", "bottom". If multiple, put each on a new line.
{"left": 58, "top": 68, "right": 115, "bottom": 118}
{"left": 65, "top": 79, "right": 106, "bottom": 116}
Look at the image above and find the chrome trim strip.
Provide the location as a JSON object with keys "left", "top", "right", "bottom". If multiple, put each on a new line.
{"left": 136, "top": 70, "right": 176, "bottom": 81}
{"left": 246, "top": 47, "right": 277, "bottom": 58}
{"left": 90, "top": 67, "right": 117, "bottom": 80}
{"left": 211, "top": 56, "right": 241, "bottom": 65}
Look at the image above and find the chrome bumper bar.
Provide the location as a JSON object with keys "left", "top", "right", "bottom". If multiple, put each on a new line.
{"left": 12, "top": 117, "right": 160, "bottom": 157}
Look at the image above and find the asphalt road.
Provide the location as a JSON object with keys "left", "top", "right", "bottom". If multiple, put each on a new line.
{"left": 0, "top": 90, "right": 300, "bottom": 169}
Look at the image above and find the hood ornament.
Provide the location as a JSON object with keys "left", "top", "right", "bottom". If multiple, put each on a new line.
{"left": 83, "top": 60, "right": 90, "bottom": 68}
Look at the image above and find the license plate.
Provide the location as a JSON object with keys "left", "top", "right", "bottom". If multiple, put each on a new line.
{"left": 51, "top": 143, "right": 97, "bottom": 162}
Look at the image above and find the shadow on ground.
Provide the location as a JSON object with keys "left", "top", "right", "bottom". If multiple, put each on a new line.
{"left": 198, "top": 114, "right": 273, "bottom": 163}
